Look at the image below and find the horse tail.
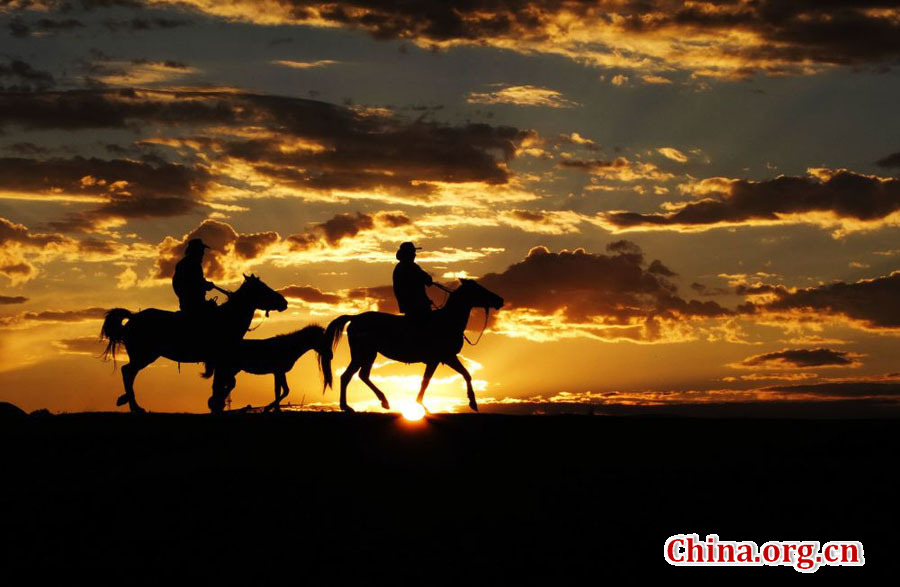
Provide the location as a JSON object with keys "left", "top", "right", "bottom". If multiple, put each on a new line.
{"left": 317, "top": 344, "right": 332, "bottom": 392}
{"left": 324, "top": 315, "right": 353, "bottom": 352}
{"left": 100, "top": 308, "right": 132, "bottom": 363}
{"left": 320, "top": 315, "right": 353, "bottom": 392}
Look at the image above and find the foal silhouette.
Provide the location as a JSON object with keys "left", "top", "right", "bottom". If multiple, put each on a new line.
{"left": 100, "top": 274, "right": 287, "bottom": 413}
{"left": 324, "top": 279, "right": 503, "bottom": 412}
{"left": 206, "top": 325, "right": 334, "bottom": 411}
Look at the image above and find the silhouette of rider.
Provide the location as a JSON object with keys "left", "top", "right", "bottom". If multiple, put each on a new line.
{"left": 173, "top": 238, "right": 215, "bottom": 313}
{"left": 393, "top": 242, "right": 433, "bottom": 320}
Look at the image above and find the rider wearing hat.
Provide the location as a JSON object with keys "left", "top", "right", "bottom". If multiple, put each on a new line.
{"left": 392, "top": 242, "right": 433, "bottom": 320}
{"left": 173, "top": 238, "right": 215, "bottom": 313}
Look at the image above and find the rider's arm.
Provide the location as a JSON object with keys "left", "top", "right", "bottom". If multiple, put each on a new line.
{"left": 420, "top": 267, "right": 433, "bottom": 286}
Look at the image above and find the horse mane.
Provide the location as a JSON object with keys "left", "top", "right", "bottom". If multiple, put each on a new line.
{"left": 268, "top": 324, "right": 325, "bottom": 341}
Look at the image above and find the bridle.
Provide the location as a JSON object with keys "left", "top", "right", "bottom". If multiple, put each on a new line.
{"left": 211, "top": 283, "right": 273, "bottom": 331}
{"left": 431, "top": 282, "right": 491, "bottom": 346}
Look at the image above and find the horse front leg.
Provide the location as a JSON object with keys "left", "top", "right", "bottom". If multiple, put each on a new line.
{"left": 359, "top": 357, "right": 390, "bottom": 411}
{"left": 444, "top": 356, "right": 477, "bottom": 412}
{"left": 416, "top": 362, "right": 439, "bottom": 410}
{"left": 209, "top": 371, "right": 234, "bottom": 414}
{"left": 266, "top": 372, "right": 288, "bottom": 412}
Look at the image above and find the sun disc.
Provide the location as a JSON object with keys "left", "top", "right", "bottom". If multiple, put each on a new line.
{"left": 401, "top": 402, "right": 426, "bottom": 422}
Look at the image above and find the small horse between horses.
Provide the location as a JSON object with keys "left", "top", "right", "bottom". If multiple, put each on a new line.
{"left": 206, "top": 325, "right": 333, "bottom": 411}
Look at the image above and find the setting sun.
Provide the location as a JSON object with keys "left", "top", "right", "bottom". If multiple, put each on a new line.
{"left": 401, "top": 402, "right": 426, "bottom": 422}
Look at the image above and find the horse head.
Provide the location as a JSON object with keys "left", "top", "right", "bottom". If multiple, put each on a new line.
{"left": 238, "top": 273, "right": 288, "bottom": 316}
{"left": 456, "top": 278, "right": 504, "bottom": 310}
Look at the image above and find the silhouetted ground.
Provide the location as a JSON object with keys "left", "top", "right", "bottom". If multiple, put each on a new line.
{"left": 1, "top": 411, "right": 895, "bottom": 581}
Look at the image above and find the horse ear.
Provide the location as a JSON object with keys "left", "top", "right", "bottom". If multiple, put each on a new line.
{"left": 243, "top": 273, "right": 249, "bottom": 280}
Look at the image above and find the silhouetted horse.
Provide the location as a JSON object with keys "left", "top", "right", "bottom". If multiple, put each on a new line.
{"left": 100, "top": 274, "right": 288, "bottom": 413}
{"left": 205, "top": 325, "right": 334, "bottom": 411}
{"left": 324, "top": 279, "right": 504, "bottom": 412}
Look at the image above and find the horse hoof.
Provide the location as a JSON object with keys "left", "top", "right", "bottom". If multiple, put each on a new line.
{"left": 340, "top": 403, "right": 355, "bottom": 413}
{"left": 130, "top": 404, "right": 146, "bottom": 414}
{"left": 208, "top": 396, "right": 225, "bottom": 414}
{"left": 469, "top": 400, "right": 478, "bottom": 412}
{"left": 116, "top": 394, "right": 129, "bottom": 407}
{"left": 381, "top": 399, "right": 390, "bottom": 410}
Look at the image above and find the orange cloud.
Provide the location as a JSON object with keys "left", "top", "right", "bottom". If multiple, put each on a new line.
{"left": 467, "top": 85, "right": 579, "bottom": 108}
{"left": 141, "top": 1, "right": 900, "bottom": 79}
{"left": 601, "top": 169, "right": 900, "bottom": 235}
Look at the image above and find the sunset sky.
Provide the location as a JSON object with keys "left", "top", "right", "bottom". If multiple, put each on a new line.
{"left": 1, "top": 0, "right": 899, "bottom": 415}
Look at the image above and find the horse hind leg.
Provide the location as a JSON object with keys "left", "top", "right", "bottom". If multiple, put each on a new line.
{"left": 119, "top": 358, "right": 154, "bottom": 414}
{"left": 277, "top": 373, "right": 289, "bottom": 409}
{"left": 209, "top": 372, "right": 235, "bottom": 414}
{"left": 416, "top": 362, "right": 439, "bottom": 410}
{"left": 339, "top": 359, "right": 362, "bottom": 413}
{"left": 358, "top": 357, "right": 389, "bottom": 411}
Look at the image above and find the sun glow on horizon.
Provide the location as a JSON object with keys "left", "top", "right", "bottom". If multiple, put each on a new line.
{"left": 400, "top": 402, "right": 426, "bottom": 422}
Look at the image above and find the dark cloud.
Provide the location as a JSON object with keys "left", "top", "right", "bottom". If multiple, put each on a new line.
{"left": 0, "top": 307, "right": 108, "bottom": 328}
{"left": 0, "top": 295, "right": 28, "bottom": 304}
{"left": 647, "top": 259, "right": 676, "bottom": 277}
{"left": 691, "top": 282, "right": 730, "bottom": 297}
{"left": 478, "top": 242, "right": 730, "bottom": 326}
{"left": 559, "top": 157, "right": 629, "bottom": 172}
{"left": 277, "top": 285, "right": 343, "bottom": 305}
{"left": 287, "top": 211, "right": 412, "bottom": 250}
{"left": 0, "top": 156, "right": 210, "bottom": 232}
{"left": 4, "top": 142, "right": 51, "bottom": 156}
{"left": 740, "top": 271, "right": 900, "bottom": 330}
{"left": 176, "top": 2, "right": 900, "bottom": 66}
{"left": 138, "top": 0, "right": 900, "bottom": 77}
{"left": 604, "top": 170, "right": 900, "bottom": 231}
{"left": 0, "top": 216, "right": 69, "bottom": 248}
{"left": 7, "top": 18, "right": 84, "bottom": 38}
{"left": 738, "top": 348, "right": 860, "bottom": 369}
{"left": 0, "top": 89, "right": 241, "bottom": 131}
{"left": 763, "top": 381, "right": 900, "bottom": 398}
{"left": 101, "top": 17, "right": 191, "bottom": 32}
{"left": 0, "top": 262, "right": 33, "bottom": 281}
{"left": 0, "top": 89, "right": 531, "bottom": 203}
{"left": 317, "top": 212, "right": 375, "bottom": 245}
{"left": 9, "top": 2, "right": 900, "bottom": 76}
{"left": 876, "top": 151, "right": 900, "bottom": 168}
{"left": 0, "top": 58, "right": 54, "bottom": 91}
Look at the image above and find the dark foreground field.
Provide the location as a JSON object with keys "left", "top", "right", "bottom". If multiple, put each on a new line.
{"left": 1, "top": 410, "right": 895, "bottom": 581}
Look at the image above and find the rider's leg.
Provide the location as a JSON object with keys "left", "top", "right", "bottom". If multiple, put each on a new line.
{"left": 416, "top": 362, "right": 439, "bottom": 407}
{"left": 358, "top": 355, "right": 390, "bottom": 410}
{"left": 444, "top": 355, "right": 477, "bottom": 411}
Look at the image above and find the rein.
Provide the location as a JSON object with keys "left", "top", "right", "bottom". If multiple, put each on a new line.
{"left": 247, "top": 309, "right": 272, "bottom": 332}
{"left": 464, "top": 307, "right": 490, "bottom": 346}
{"left": 213, "top": 283, "right": 271, "bottom": 333}
{"left": 431, "top": 283, "right": 490, "bottom": 345}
